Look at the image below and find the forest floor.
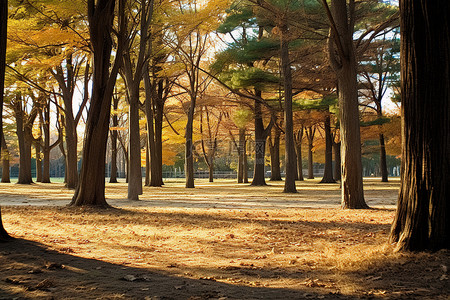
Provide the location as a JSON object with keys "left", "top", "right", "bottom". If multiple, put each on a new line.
{"left": 0, "top": 178, "right": 449, "bottom": 300}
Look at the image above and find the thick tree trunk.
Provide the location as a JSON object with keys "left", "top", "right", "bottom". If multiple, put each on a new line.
{"left": 185, "top": 98, "right": 195, "bottom": 188}
{"left": 251, "top": 96, "right": 270, "bottom": 186}
{"left": 15, "top": 113, "right": 33, "bottom": 184}
{"left": 269, "top": 126, "right": 282, "bottom": 181}
{"left": 71, "top": 0, "right": 123, "bottom": 207}
{"left": 320, "top": 115, "right": 336, "bottom": 183}
{"left": 64, "top": 108, "right": 78, "bottom": 189}
{"left": 333, "top": 141, "right": 341, "bottom": 181}
{"left": 280, "top": 32, "right": 297, "bottom": 193}
{"left": 379, "top": 132, "right": 388, "bottom": 182}
{"left": 2, "top": 153, "right": 10, "bottom": 183}
{"left": 127, "top": 90, "right": 143, "bottom": 200}
{"left": 328, "top": 0, "right": 367, "bottom": 208}
{"left": 390, "top": 0, "right": 450, "bottom": 251}
{"left": 0, "top": 207, "right": 12, "bottom": 241}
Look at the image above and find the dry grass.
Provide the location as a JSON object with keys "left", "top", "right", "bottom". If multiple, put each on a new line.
{"left": 1, "top": 179, "right": 449, "bottom": 299}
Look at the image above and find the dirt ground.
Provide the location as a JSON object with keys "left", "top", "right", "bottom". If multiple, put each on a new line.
{"left": 0, "top": 179, "right": 449, "bottom": 300}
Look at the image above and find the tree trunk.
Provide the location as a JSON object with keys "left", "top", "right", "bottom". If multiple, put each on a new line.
{"left": 65, "top": 116, "right": 78, "bottom": 189}
{"left": 306, "top": 126, "right": 315, "bottom": 180}
{"left": 154, "top": 81, "right": 164, "bottom": 186}
{"left": 237, "top": 128, "right": 245, "bottom": 183}
{"left": 109, "top": 96, "right": 119, "bottom": 183}
{"left": 35, "top": 142, "right": 42, "bottom": 182}
{"left": 379, "top": 131, "right": 388, "bottom": 182}
{"left": 280, "top": 30, "right": 297, "bottom": 193}
{"left": 269, "top": 126, "right": 282, "bottom": 181}
{"left": 295, "top": 128, "right": 304, "bottom": 181}
{"left": 328, "top": 0, "right": 367, "bottom": 208}
{"left": 1, "top": 141, "right": 10, "bottom": 183}
{"left": 243, "top": 138, "right": 249, "bottom": 183}
{"left": 127, "top": 89, "right": 143, "bottom": 200}
{"left": 41, "top": 104, "right": 51, "bottom": 183}
{"left": 251, "top": 96, "right": 270, "bottom": 186}
{"left": 390, "top": 0, "right": 450, "bottom": 251}
{"left": 333, "top": 141, "right": 341, "bottom": 181}
{"left": 15, "top": 112, "right": 33, "bottom": 184}
{"left": 208, "top": 162, "right": 214, "bottom": 183}
{"left": 71, "top": 0, "right": 124, "bottom": 207}
{"left": 320, "top": 115, "right": 336, "bottom": 183}
{"left": 185, "top": 97, "right": 195, "bottom": 188}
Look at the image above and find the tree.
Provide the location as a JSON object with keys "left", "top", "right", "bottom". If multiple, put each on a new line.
{"left": 389, "top": 0, "right": 450, "bottom": 251}
{"left": 0, "top": 0, "right": 12, "bottom": 242}
{"left": 70, "top": 0, "right": 126, "bottom": 206}
{"left": 320, "top": 0, "right": 398, "bottom": 208}
{"left": 320, "top": 113, "right": 336, "bottom": 183}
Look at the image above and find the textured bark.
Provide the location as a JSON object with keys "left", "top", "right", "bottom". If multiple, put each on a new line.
{"left": 185, "top": 97, "right": 196, "bottom": 188}
{"left": 390, "top": 0, "right": 450, "bottom": 251}
{"left": 71, "top": 0, "right": 124, "bottom": 207}
{"left": 251, "top": 93, "right": 272, "bottom": 186}
{"left": 41, "top": 103, "right": 52, "bottom": 183}
{"left": 327, "top": 0, "right": 367, "bottom": 208}
{"left": 237, "top": 128, "right": 246, "bottom": 183}
{"left": 14, "top": 102, "right": 36, "bottom": 185}
{"left": 127, "top": 89, "right": 143, "bottom": 200}
{"left": 333, "top": 141, "right": 341, "bottom": 181}
{"left": 320, "top": 115, "right": 336, "bottom": 183}
{"left": 269, "top": 126, "right": 282, "bottom": 181}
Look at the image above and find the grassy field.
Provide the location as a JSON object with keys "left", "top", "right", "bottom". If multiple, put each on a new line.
{"left": 0, "top": 179, "right": 448, "bottom": 299}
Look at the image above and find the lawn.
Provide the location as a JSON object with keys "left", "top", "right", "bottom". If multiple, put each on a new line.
{"left": 0, "top": 179, "right": 448, "bottom": 299}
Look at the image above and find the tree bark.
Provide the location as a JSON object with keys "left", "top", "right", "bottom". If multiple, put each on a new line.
{"left": 390, "top": 0, "right": 450, "bottom": 251}
{"left": 35, "top": 141, "right": 42, "bottom": 182}
{"left": 333, "top": 141, "right": 341, "bottom": 181}
{"left": 237, "top": 128, "right": 245, "bottom": 183}
{"left": 280, "top": 28, "right": 297, "bottom": 193}
{"left": 295, "top": 128, "right": 304, "bottom": 181}
{"left": 320, "top": 115, "right": 336, "bottom": 183}
{"left": 14, "top": 103, "right": 35, "bottom": 184}
{"left": 71, "top": 0, "right": 125, "bottom": 207}
{"left": 185, "top": 97, "right": 196, "bottom": 188}
{"left": 251, "top": 94, "right": 271, "bottom": 186}
{"left": 326, "top": 0, "right": 368, "bottom": 208}
{"left": 127, "top": 89, "right": 143, "bottom": 200}
{"left": 41, "top": 102, "right": 52, "bottom": 183}
{"left": 109, "top": 95, "right": 119, "bottom": 183}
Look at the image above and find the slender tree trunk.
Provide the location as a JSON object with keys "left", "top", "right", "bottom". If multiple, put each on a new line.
{"left": 65, "top": 116, "right": 78, "bottom": 189}
{"left": 237, "top": 128, "right": 245, "bottom": 183}
{"left": 127, "top": 89, "right": 143, "bottom": 200}
{"left": 306, "top": 126, "right": 315, "bottom": 180}
{"left": 379, "top": 131, "right": 388, "bottom": 182}
{"left": 41, "top": 104, "right": 51, "bottom": 183}
{"left": 109, "top": 97, "right": 118, "bottom": 183}
{"left": 269, "top": 126, "right": 282, "bottom": 181}
{"left": 295, "top": 128, "right": 304, "bottom": 181}
{"left": 390, "top": 0, "right": 450, "bottom": 251}
{"left": 321, "top": 115, "right": 336, "bottom": 183}
{"left": 243, "top": 137, "right": 249, "bottom": 183}
{"left": 208, "top": 162, "right": 214, "bottom": 183}
{"left": 71, "top": 0, "right": 124, "bottom": 207}
{"left": 154, "top": 83, "right": 164, "bottom": 186}
{"left": 35, "top": 142, "right": 42, "bottom": 182}
{"left": 333, "top": 141, "right": 341, "bottom": 181}
{"left": 15, "top": 112, "right": 33, "bottom": 184}
{"left": 280, "top": 30, "right": 297, "bottom": 193}
{"left": 185, "top": 97, "right": 196, "bottom": 188}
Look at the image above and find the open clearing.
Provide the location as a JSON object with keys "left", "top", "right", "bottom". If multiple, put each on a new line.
{"left": 1, "top": 179, "right": 449, "bottom": 299}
